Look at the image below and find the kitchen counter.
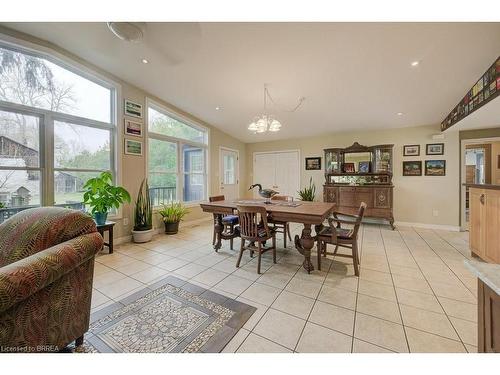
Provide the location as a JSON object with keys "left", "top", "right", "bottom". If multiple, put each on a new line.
{"left": 465, "top": 260, "right": 500, "bottom": 295}
{"left": 464, "top": 183, "right": 500, "bottom": 190}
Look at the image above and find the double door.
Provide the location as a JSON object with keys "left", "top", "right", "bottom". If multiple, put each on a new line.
{"left": 253, "top": 151, "right": 300, "bottom": 199}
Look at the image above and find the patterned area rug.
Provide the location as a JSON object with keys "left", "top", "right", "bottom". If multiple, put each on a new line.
{"left": 74, "top": 276, "right": 255, "bottom": 353}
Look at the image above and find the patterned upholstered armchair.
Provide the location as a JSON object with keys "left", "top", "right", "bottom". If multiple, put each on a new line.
{"left": 0, "top": 207, "right": 103, "bottom": 352}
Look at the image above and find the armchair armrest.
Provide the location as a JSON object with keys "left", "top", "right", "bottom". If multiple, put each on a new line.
{"left": 0, "top": 232, "right": 103, "bottom": 313}
{"left": 332, "top": 211, "right": 359, "bottom": 219}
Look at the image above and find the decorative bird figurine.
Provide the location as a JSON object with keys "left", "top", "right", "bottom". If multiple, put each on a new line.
{"left": 249, "top": 183, "right": 279, "bottom": 204}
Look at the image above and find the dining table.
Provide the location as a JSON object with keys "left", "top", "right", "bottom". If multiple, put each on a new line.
{"left": 199, "top": 199, "right": 335, "bottom": 273}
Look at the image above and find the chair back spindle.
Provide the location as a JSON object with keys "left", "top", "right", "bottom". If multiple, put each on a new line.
{"left": 237, "top": 205, "right": 269, "bottom": 240}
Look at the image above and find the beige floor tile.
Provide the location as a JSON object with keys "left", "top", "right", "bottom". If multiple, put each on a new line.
{"left": 174, "top": 263, "right": 207, "bottom": 279}
{"left": 438, "top": 297, "right": 477, "bottom": 322}
{"left": 389, "top": 264, "right": 425, "bottom": 279}
{"left": 253, "top": 308, "right": 306, "bottom": 349}
{"left": 232, "top": 267, "right": 262, "bottom": 281}
{"left": 130, "top": 266, "right": 170, "bottom": 284}
{"left": 194, "top": 253, "right": 228, "bottom": 267}
{"left": 113, "top": 260, "right": 151, "bottom": 275}
{"left": 221, "top": 328, "right": 251, "bottom": 353}
{"left": 211, "top": 258, "right": 238, "bottom": 273}
{"left": 358, "top": 279, "right": 396, "bottom": 302}
{"left": 352, "top": 339, "right": 394, "bottom": 353}
{"left": 309, "top": 301, "right": 355, "bottom": 336}
{"left": 429, "top": 281, "right": 476, "bottom": 304}
{"left": 237, "top": 333, "right": 292, "bottom": 353}
{"left": 97, "top": 277, "right": 144, "bottom": 300}
{"left": 465, "top": 344, "right": 477, "bottom": 353}
{"left": 93, "top": 269, "right": 127, "bottom": 288}
{"left": 271, "top": 290, "right": 315, "bottom": 319}
{"left": 396, "top": 288, "right": 444, "bottom": 314}
{"left": 214, "top": 275, "right": 253, "bottom": 296}
{"left": 323, "top": 274, "right": 359, "bottom": 292}
{"left": 318, "top": 285, "right": 357, "bottom": 310}
{"left": 91, "top": 289, "right": 110, "bottom": 309}
{"left": 191, "top": 268, "right": 229, "bottom": 286}
{"left": 449, "top": 316, "right": 477, "bottom": 345}
{"left": 392, "top": 274, "right": 433, "bottom": 294}
{"left": 236, "top": 297, "right": 268, "bottom": 330}
{"left": 156, "top": 258, "right": 190, "bottom": 271}
{"left": 240, "top": 282, "right": 282, "bottom": 306}
{"left": 296, "top": 322, "right": 352, "bottom": 353}
{"left": 400, "top": 304, "right": 459, "bottom": 340}
{"left": 405, "top": 327, "right": 466, "bottom": 353}
{"left": 94, "top": 262, "right": 113, "bottom": 276}
{"left": 257, "top": 271, "right": 294, "bottom": 289}
{"left": 359, "top": 268, "right": 393, "bottom": 286}
{"left": 356, "top": 294, "right": 401, "bottom": 323}
{"left": 285, "top": 277, "right": 322, "bottom": 299}
{"left": 354, "top": 313, "right": 408, "bottom": 352}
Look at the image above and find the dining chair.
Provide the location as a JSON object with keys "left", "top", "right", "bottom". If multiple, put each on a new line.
{"left": 236, "top": 204, "right": 277, "bottom": 274}
{"left": 209, "top": 195, "right": 239, "bottom": 250}
{"left": 268, "top": 195, "right": 292, "bottom": 247}
{"left": 316, "top": 202, "right": 367, "bottom": 276}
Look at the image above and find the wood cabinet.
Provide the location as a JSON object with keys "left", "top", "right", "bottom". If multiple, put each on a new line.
{"left": 478, "top": 279, "right": 500, "bottom": 352}
{"left": 324, "top": 184, "right": 394, "bottom": 229}
{"left": 468, "top": 185, "right": 500, "bottom": 263}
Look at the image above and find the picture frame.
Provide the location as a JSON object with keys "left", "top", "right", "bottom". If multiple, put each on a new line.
{"left": 426, "top": 143, "right": 444, "bottom": 155}
{"left": 343, "top": 162, "right": 355, "bottom": 173}
{"left": 402, "top": 161, "right": 422, "bottom": 176}
{"left": 124, "top": 139, "right": 143, "bottom": 156}
{"left": 124, "top": 99, "right": 143, "bottom": 118}
{"left": 305, "top": 157, "right": 321, "bottom": 170}
{"left": 425, "top": 160, "right": 446, "bottom": 176}
{"left": 358, "top": 161, "right": 370, "bottom": 173}
{"left": 403, "top": 144, "right": 420, "bottom": 157}
{"left": 124, "top": 119, "right": 143, "bottom": 137}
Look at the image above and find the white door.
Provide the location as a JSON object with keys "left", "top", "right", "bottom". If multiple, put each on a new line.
{"left": 220, "top": 148, "right": 239, "bottom": 200}
{"left": 253, "top": 151, "right": 300, "bottom": 199}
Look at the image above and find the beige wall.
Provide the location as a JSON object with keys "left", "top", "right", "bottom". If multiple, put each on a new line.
{"left": 246, "top": 125, "right": 460, "bottom": 228}
{"left": 0, "top": 26, "right": 247, "bottom": 239}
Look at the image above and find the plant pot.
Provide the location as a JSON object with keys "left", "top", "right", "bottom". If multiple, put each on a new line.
{"left": 94, "top": 211, "right": 108, "bottom": 226}
{"left": 131, "top": 228, "right": 154, "bottom": 243}
{"left": 164, "top": 221, "right": 180, "bottom": 235}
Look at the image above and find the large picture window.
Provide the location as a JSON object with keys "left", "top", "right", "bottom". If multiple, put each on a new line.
{"left": 147, "top": 102, "right": 208, "bottom": 206}
{"left": 0, "top": 43, "right": 116, "bottom": 222}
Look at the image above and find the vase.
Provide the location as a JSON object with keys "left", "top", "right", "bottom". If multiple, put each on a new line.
{"left": 131, "top": 228, "right": 154, "bottom": 243}
{"left": 164, "top": 221, "right": 179, "bottom": 235}
{"left": 94, "top": 211, "right": 108, "bottom": 226}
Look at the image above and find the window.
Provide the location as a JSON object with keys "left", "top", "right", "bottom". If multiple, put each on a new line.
{"left": 0, "top": 43, "right": 115, "bottom": 222}
{"left": 147, "top": 102, "right": 208, "bottom": 206}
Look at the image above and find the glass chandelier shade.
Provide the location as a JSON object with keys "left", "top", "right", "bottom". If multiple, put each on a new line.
{"left": 248, "top": 85, "right": 282, "bottom": 134}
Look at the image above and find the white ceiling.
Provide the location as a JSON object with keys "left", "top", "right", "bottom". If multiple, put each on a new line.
{"left": 2, "top": 22, "right": 500, "bottom": 142}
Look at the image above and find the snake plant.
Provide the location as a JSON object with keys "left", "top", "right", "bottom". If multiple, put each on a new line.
{"left": 134, "top": 179, "right": 153, "bottom": 231}
{"left": 298, "top": 177, "right": 316, "bottom": 201}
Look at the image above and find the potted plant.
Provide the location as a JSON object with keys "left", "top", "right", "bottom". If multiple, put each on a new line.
{"left": 131, "top": 179, "right": 154, "bottom": 243}
{"left": 82, "top": 171, "right": 131, "bottom": 225}
{"left": 298, "top": 177, "right": 316, "bottom": 201}
{"left": 158, "top": 201, "right": 190, "bottom": 234}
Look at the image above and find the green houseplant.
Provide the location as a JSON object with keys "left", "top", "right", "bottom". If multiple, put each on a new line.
{"left": 298, "top": 177, "right": 316, "bottom": 201}
{"left": 158, "top": 201, "right": 190, "bottom": 235}
{"left": 131, "top": 179, "right": 154, "bottom": 243}
{"left": 83, "top": 171, "right": 131, "bottom": 225}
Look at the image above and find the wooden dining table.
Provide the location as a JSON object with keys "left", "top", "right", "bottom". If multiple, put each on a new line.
{"left": 199, "top": 199, "right": 335, "bottom": 273}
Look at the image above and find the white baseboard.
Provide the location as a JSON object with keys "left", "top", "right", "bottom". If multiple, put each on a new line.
{"left": 114, "top": 216, "right": 212, "bottom": 245}
{"left": 395, "top": 221, "right": 461, "bottom": 232}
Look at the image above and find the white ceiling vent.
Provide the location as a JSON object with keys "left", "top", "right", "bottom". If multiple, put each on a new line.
{"left": 106, "top": 22, "right": 146, "bottom": 42}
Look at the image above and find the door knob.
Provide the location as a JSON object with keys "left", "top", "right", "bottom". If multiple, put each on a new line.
{"left": 480, "top": 194, "right": 485, "bottom": 205}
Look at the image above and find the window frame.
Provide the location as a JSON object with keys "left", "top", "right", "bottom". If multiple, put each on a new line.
{"left": 146, "top": 98, "right": 209, "bottom": 208}
{"left": 0, "top": 37, "right": 120, "bottom": 217}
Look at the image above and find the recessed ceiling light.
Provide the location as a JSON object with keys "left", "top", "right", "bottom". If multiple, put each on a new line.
{"left": 141, "top": 58, "right": 149, "bottom": 64}
{"left": 215, "top": 106, "right": 221, "bottom": 111}
{"left": 397, "top": 112, "right": 404, "bottom": 116}
{"left": 411, "top": 61, "right": 419, "bottom": 67}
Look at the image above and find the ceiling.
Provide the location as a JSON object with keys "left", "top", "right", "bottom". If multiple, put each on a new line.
{"left": 2, "top": 22, "right": 500, "bottom": 143}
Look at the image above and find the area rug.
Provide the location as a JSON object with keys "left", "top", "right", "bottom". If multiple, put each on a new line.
{"left": 75, "top": 275, "right": 256, "bottom": 353}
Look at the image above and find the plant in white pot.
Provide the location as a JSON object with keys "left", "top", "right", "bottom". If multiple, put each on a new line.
{"left": 131, "top": 179, "right": 154, "bottom": 243}
{"left": 158, "top": 201, "right": 190, "bottom": 235}
{"left": 82, "top": 171, "right": 131, "bottom": 225}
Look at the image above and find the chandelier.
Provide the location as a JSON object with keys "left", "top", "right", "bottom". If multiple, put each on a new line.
{"left": 248, "top": 84, "right": 305, "bottom": 134}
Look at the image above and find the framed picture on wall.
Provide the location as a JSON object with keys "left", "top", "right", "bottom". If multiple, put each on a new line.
{"left": 425, "top": 160, "right": 446, "bottom": 176}
{"left": 426, "top": 143, "right": 444, "bottom": 155}
{"left": 402, "top": 161, "right": 422, "bottom": 176}
{"left": 403, "top": 144, "right": 420, "bottom": 157}
{"left": 124, "top": 139, "right": 143, "bottom": 156}
{"left": 124, "top": 99, "right": 143, "bottom": 118}
{"left": 124, "top": 119, "right": 143, "bottom": 137}
{"left": 305, "top": 157, "right": 321, "bottom": 170}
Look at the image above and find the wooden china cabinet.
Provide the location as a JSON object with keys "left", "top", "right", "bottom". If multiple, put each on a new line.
{"left": 323, "top": 142, "right": 395, "bottom": 229}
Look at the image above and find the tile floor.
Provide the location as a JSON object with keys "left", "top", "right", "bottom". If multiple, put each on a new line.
{"left": 91, "top": 219, "right": 478, "bottom": 353}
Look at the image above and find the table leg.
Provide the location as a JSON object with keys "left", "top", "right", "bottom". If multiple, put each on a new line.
{"left": 294, "top": 223, "right": 315, "bottom": 273}
{"left": 214, "top": 214, "right": 223, "bottom": 251}
{"left": 109, "top": 226, "right": 114, "bottom": 254}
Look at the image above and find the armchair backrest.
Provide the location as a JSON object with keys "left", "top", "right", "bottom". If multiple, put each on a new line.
{"left": 0, "top": 207, "right": 97, "bottom": 267}
{"left": 352, "top": 202, "right": 367, "bottom": 237}
{"left": 237, "top": 205, "right": 269, "bottom": 240}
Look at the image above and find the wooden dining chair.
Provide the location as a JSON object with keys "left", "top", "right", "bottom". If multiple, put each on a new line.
{"left": 236, "top": 205, "right": 277, "bottom": 274}
{"left": 209, "top": 195, "right": 239, "bottom": 250}
{"left": 268, "top": 195, "right": 293, "bottom": 248}
{"left": 316, "top": 202, "right": 367, "bottom": 276}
